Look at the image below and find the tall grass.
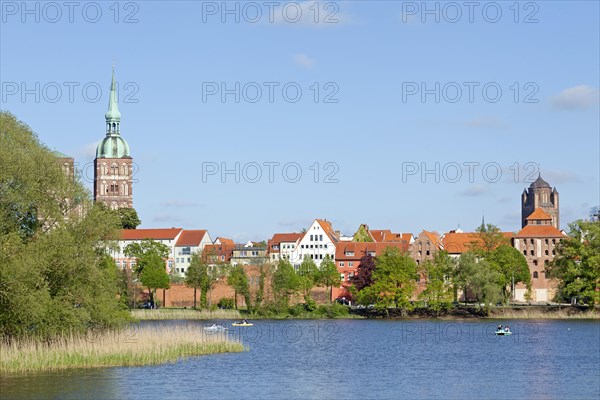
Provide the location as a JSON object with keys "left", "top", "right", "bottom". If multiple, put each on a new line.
{"left": 1, "top": 325, "right": 243, "bottom": 375}
{"left": 131, "top": 308, "right": 241, "bottom": 320}
{"left": 490, "top": 307, "right": 600, "bottom": 319}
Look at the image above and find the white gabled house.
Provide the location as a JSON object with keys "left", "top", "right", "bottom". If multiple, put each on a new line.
{"left": 288, "top": 219, "right": 339, "bottom": 268}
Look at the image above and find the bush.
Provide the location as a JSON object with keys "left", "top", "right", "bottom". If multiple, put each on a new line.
{"left": 217, "top": 298, "right": 235, "bottom": 309}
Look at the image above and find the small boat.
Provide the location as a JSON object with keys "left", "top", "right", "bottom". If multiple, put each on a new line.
{"left": 203, "top": 324, "right": 227, "bottom": 333}
{"left": 495, "top": 330, "right": 512, "bottom": 336}
{"left": 232, "top": 322, "right": 253, "bottom": 327}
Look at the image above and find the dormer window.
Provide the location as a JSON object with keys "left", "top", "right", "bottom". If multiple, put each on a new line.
{"left": 345, "top": 251, "right": 354, "bottom": 256}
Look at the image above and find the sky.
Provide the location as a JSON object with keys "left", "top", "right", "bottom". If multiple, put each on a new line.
{"left": 1, "top": 0, "right": 599, "bottom": 242}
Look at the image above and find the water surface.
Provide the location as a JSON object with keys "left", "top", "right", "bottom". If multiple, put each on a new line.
{"left": 1, "top": 319, "right": 598, "bottom": 399}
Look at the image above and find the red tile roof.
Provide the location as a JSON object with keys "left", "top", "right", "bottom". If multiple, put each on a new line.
{"left": 423, "top": 230, "right": 443, "bottom": 248}
{"left": 121, "top": 228, "right": 182, "bottom": 240}
{"left": 526, "top": 208, "right": 553, "bottom": 221}
{"left": 270, "top": 233, "right": 302, "bottom": 243}
{"left": 316, "top": 219, "right": 338, "bottom": 242}
{"left": 442, "top": 231, "right": 514, "bottom": 254}
{"left": 175, "top": 230, "right": 207, "bottom": 246}
{"left": 370, "top": 230, "right": 412, "bottom": 243}
{"left": 335, "top": 242, "right": 408, "bottom": 260}
{"left": 216, "top": 237, "right": 235, "bottom": 246}
{"left": 515, "top": 225, "right": 566, "bottom": 238}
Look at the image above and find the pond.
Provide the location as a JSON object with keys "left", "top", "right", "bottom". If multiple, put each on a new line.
{"left": 1, "top": 319, "right": 598, "bottom": 399}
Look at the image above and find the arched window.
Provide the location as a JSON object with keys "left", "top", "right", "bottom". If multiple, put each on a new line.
{"left": 124, "top": 183, "right": 129, "bottom": 196}
{"left": 533, "top": 260, "right": 538, "bottom": 266}
{"left": 110, "top": 201, "right": 117, "bottom": 210}
{"left": 111, "top": 163, "right": 118, "bottom": 176}
{"left": 533, "top": 271, "right": 538, "bottom": 279}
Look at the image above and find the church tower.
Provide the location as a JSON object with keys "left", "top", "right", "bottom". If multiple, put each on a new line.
{"left": 521, "top": 173, "right": 559, "bottom": 229}
{"left": 94, "top": 68, "right": 133, "bottom": 209}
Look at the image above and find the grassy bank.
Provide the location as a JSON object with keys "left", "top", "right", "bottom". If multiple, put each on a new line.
{"left": 489, "top": 306, "right": 600, "bottom": 319}
{"left": 131, "top": 308, "right": 241, "bottom": 320}
{"left": 1, "top": 325, "right": 243, "bottom": 375}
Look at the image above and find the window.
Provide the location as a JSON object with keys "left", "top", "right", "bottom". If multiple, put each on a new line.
{"left": 533, "top": 271, "right": 538, "bottom": 278}
{"left": 168, "top": 260, "right": 173, "bottom": 268}
{"left": 310, "top": 235, "right": 314, "bottom": 241}
{"left": 339, "top": 262, "right": 345, "bottom": 267}
{"left": 348, "top": 262, "right": 354, "bottom": 267}
{"left": 252, "top": 251, "right": 258, "bottom": 256}
{"left": 533, "top": 260, "right": 538, "bottom": 266}
{"left": 345, "top": 251, "right": 354, "bottom": 256}
{"left": 187, "top": 257, "right": 191, "bottom": 262}
{"left": 368, "top": 251, "right": 376, "bottom": 256}
{"left": 426, "top": 250, "right": 430, "bottom": 256}
{"left": 545, "top": 250, "right": 549, "bottom": 255}
{"left": 340, "top": 273, "right": 345, "bottom": 280}
{"left": 319, "top": 235, "right": 323, "bottom": 241}
{"left": 182, "top": 247, "right": 191, "bottom": 255}
{"left": 530, "top": 250, "right": 534, "bottom": 256}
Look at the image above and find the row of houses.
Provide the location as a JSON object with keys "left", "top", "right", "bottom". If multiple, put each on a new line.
{"left": 111, "top": 207, "right": 566, "bottom": 303}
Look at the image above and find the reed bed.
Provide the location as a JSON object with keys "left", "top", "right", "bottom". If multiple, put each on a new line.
{"left": 490, "top": 307, "right": 600, "bottom": 319}
{"left": 1, "top": 325, "right": 244, "bottom": 375}
{"left": 131, "top": 308, "right": 241, "bottom": 320}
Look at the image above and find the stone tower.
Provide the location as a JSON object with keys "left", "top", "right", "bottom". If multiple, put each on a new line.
{"left": 94, "top": 68, "right": 133, "bottom": 209}
{"left": 521, "top": 173, "right": 559, "bottom": 229}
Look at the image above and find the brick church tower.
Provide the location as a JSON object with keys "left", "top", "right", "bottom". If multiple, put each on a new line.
{"left": 521, "top": 173, "right": 559, "bottom": 229}
{"left": 94, "top": 68, "right": 133, "bottom": 209}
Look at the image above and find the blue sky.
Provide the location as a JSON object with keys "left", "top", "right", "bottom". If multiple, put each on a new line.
{"left": 2, "top": 1, "right": 599, "bottom": 242}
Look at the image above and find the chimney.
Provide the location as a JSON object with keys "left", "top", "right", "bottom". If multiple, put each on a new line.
{"left": 334, "top": 230, "right": 341, "bottom": 239}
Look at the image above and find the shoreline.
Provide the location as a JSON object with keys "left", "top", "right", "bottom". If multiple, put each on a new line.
{"left": 130, "top": 305, "right": 600, "bottom": 321}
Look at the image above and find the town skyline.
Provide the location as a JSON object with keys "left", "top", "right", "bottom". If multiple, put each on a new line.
{"left": 2, "top": 1, "right": 598, "bottom": 242}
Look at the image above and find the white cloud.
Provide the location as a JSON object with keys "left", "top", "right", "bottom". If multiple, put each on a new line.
{"left": 457, "top": 185, "right": 489, "bottom": 197}
{"left": 75, "top": 142, "right": 99, "bottom": 159}
{"left": 550, "top": 85, "right": 599, "bottom": 111}
{"left": 293, "top": 53, "right": 316, "bottom": 69}
{"left": 153, "top": 214, "right": 181, "bottom": 223}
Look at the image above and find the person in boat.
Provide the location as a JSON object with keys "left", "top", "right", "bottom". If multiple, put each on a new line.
{"left": 243, "top": 319, "right": 248, "bottom": 324}
{"left": 497, "top": 325, "right": 502, "bottom": 331}
{"left": 505, "top": 325, "right": 510, "bottom": 332}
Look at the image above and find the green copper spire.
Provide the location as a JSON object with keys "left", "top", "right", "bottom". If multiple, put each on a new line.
{"left": 96, "top": 67, "right": 131, "bottom": 159}
{"left": 105, "top": 66, "right": 121, "bottom": 123}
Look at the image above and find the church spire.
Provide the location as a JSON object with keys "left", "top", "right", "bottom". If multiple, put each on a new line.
{"left": 105, "top": 66, "right": 121, "bottom": 135}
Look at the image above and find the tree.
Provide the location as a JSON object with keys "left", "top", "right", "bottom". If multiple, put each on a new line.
{"left": 124, "top": 240, "right": 169, "bottom": 273}
{"left": 115, "top": 207, "right": 141, "bottom": 229}
{"left": 297, "top": 257, "right": 318, "bottom": 301}
{"left": 357, "top": 247, "right": 418, "bottom": 314}
{"left": 471, "top": 223, "right": 510, "bottom": 255}
{"left": 227, "top": 265, "right": 250, "bottom": 309}
{"left": 547, "top": 220, "right": 600, "bottom": 306}
{"left": 350, "top": 253, "right": 376, "bottom": 291}
{"left": 272, "top": 259, "right": 299, "bottom": 307}
{"left": 418, "top": 251, "right": 455, "bottom": 313}
{"left": 138, "top": 252, "right": 170, "bottom": 308}
{"left": 317, "top": 255, "right": 341, "bottom": 303}
{"left": 353, "top": 224, "right": 374, "bottom": 242}
{"left": 488, "top": 245, "right": 531, "bottom": 303}
{"left": 0, "top": 111, "right": 129, "bottom": 340}
{"left": 454, "top": 251, "right": 503, "bottom": 314}
{"left": 185, "top": 254, "right": 221, "bottom": 309}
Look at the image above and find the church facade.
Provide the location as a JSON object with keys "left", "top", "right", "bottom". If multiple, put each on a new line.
{"left": 521, "top": 174, "right": 559, "bottom": 229}
{"left": 93, "top": 69, "right": 133, "bottom": 209}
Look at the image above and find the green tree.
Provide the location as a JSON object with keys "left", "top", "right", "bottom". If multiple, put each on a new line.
{"left": 488, "top": 244, "right": 531, "bottom": 303}
{"left": 297, "top": 257, "right": 318, "bottom": 301}
{"left": 547, "top": 220, "right": 600, "bottom": 306}
{"left": 454, "top": 252, "right": 503, "bottom": 314}
{"left": 0, "top": 111, "right": 128, "bottom": 340}
{"left": 357, "top": 247, "right": 418, "bottom": 314}
{"left": 115, "top": 207, "right": 141, "bottom": 229}
{"left": 272, "top": 259, "right": 300, "bottom": 308}
{"left": 418, "top": 251, "right": 455, "bottom": 313}
{"left": 317, "top": 255, "right": 340, "bottom": 303}
{"left": 353, "top": 224, "right": 374, "bottom": 242}
{"left": 124, "top": 240, "right": 169, "bottom": 273}
{"left": 185, "top": 254, "right": 221, "bottom": 309}
{"left": 471, "top": 223, "right": 510, "bottom": 255}
{"left": 138, "top": 252, "right": 170, "bottom": 308}
{"left": 227, "top": 265, "right": 251, "bottom": 309}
